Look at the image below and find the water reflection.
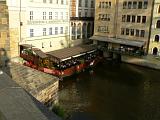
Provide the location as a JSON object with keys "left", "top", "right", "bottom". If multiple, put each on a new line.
{"left": 58, "top": 62, "right": 160, "bottom": 120}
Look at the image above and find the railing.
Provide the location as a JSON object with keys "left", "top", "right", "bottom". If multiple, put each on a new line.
{"left": 105, "top": 48, "right": 145, "bottom": 57}
{"left": 20, "top": 54, "right": 35, "bottom": 62}
{"left": 27, "top": 19, "right": 69, "bottom": 25}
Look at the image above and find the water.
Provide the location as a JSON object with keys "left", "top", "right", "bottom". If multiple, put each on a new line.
{"left": 58, "top": 62, "right": 160, "bottom": 120}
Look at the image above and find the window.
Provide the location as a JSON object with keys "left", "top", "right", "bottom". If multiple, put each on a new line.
{"left": 127, "top": 15, "right": 130, "bottom": 22}
{"left": 144, "top": 1, "right": 148, "bottom": 9}
{"left": 126, "top": 28, "right": 129, "bottom": 35}
{"left": 65, "top": 26, "right": 68, "bottom": 34}
{"left": 130, "top": 29, "right": 134, "bottom": 36}
{"left": 79, "top": 0, "right": 82, "bottom": 7}
{"left": 85, "top": 12, "right": 87, "bottom": 17}
{"left": 99, "top": 2, "right": 101, "bottom": 8}
{"left": 128, "top": 2, "right": 132, "bottom": 9}
{"left": 61, "top": 12, "right": 63, "bottom": 19}
{"left": 105, "top": 2, "right": 108, "bottom": 8}
{"left": 158, "top": 5, "right": 160, "bottom": 13}
{"left": 133, "top": 1, "right": 137, "bottom": 9}
{"left": 156, "top": 20, "right": 160, "bottom": 28}
{"left": 109, "top": 2, "right": 111, "bottom": 8}
{"left": 49, "top": 28, "right": 52, "bottom": 35}
{"left": 85, "top": 0, "right": 88, "bottom": 7}
{"left": 60, "top": 27, "right": 63, "bottom": 34}
{"left": 43, "top": 0, "right": 46, "bottom": 3}
{"left": 49, "top": 12, "right": 52, "bottom": 20}
{"left": 43, "top": 12, "right": 46, "bottom": 20}
{"left": 55, "top": 27, "right": 58, "bottom": 35}
{"left": 142, "top": 16, "right": 146, "bottom": 23}
{"left": 155, "top": 35, "right": 159, "bottom": 42}
{"left": 140, "top": 30, "right": 145, "bottom": 37}
{"left": 123, "top": 1, "right": 127, "bottom": 9}
{"left": 136, "top": 29, "right": 139, "bottom": 37}
{"left": 30, "top": 11, "right": 33, "bottom": 20}
{"left": 61, "top": 0, "right": 64, "bottom": 4}
{"left": 138, "top": 2, "right": 142, "bottom": 9}
{"left": 102, "top": 2, "right": 105, "bottom": 8}
{"left": 79, "top": 12, "right": 82, "bottom": 17}
{"left": 121, "top": 28, "right": 125, "bottom": 35}
{"left": 137, "top": 16, "right": 141, "bottom": 23}
{"left": 55, "top": 12, "right": 58, "bottom": 19}
{"left": 30, "top": 29, "right": 34, "bottom": 37}
{"left": 91, "top": 0, "right": 94, "bottom": 8}
{"left": 122, "top": 15, "right": 126, "bottom": 22}
{"left": 66, "top": 12, "right": 68, "bottom": 19}
{"left": 132, "top": 15, "right": 135, "bottom": 23}
{"left": 49, "top": 0, "right": 52, "bottom": 3}
{"left": 43, "top": 28, "right": 46, "bottom": 36}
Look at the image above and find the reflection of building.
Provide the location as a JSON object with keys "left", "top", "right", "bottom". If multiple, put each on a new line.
{"left": 91, "top": 0, "right": 154, "bottom": 56}
{"left": 0, "top": 0, "right": 19, "bottom": 58}
{"left": 1, "top": 0, "right": 70, "bottom": 59}
{"left": 70, "top": 0, "right": 95, "bottom": 46}
{"left": 149, "top": 0, "right": 160, "bottom": 56}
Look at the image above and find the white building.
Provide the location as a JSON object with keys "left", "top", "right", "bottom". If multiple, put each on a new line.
{"left": 6, "top": 0, "right": 70, "bottom": 54}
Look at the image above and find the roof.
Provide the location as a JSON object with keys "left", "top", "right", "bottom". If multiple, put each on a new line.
{"left": 90, "top": 35, "right": 146, "bottom": 47}
{"left": 46, "top": 45, "right": 97, "bottom": 62}
{"left": 20, "top": 44, "right": 35, "bottom": 48}
{"left": 32, "top": 48, "right": 48, "bottom": 59}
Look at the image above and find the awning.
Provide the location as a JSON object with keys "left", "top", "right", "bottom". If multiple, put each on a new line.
{"left": 32, "top": 48, "right": 48, "bottom": 59}
{"left": 90, "top": 35, "right": 146, "bottom": 47}
{"left": 20, "top": 44, "right": 35, "bottom": 48}
{"left": 46, "top": 45, "right": 97, "bottom": 62}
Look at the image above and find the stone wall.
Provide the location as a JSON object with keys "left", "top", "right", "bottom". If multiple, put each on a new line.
{"left": 10, "top": 63, "right": 59, "bottom": 105}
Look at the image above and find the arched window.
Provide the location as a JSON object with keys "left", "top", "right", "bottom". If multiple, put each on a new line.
{"left": 72, "top": 23, "right": 76, "bottom": 40}
{"left": 153, "top": 47, "right": 158, "bottom": 55}
{"left": 87, "top": 23, "right": 91, "bottom": 38}
{"left": 82, "top": 23, "right": 87, "bottom": 39}
{"left": 155, "top": 35, "right": 159, "bottom": 42}
{"left": 156, "top": 20, "right": 160, "bottom": 28}
{"left": 77, "top": 23, "right": 81, "bottom": 39}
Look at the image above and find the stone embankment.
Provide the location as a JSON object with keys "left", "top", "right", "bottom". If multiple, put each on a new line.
{"left": 9, "top": 62, "right": 59, "bottom": 105}
{"left": 122, "top": 55, "right": 160, "bottom": 70}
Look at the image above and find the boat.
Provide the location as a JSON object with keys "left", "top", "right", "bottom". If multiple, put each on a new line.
{"left": 20, "top": 44, "right": 103, "bottom": 77}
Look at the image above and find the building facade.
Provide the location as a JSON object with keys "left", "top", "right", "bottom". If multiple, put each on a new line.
{"left": 91, "top": 0, "right": 154, "bottom": 56}
{"left": 0, "top": 0, "right": 19, "bottom": 58}
{"left": 70, "top": 0, "right": 95, "bottom": 46}
{"left": 149, "top": 0, "right": 160, "bottom": 56}
{"left": 1, "top": 0, "right": 70, "bottom": 58}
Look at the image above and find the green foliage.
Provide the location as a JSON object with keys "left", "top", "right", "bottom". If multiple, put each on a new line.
{"left": 52, "top": 104, "right": 66, "bottom": 119}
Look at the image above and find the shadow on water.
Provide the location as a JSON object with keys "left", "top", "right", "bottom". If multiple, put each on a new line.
{"left": 0, "top": 48, "right": 12, "bottom": 77}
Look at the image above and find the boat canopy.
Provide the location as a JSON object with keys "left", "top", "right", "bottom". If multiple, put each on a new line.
{"left": 46, "top": 45, "right": 97, "bottom": 62}
{"left": 90, "top": 35, "right": 146, "bottom": 47}
{"left": 32, "top": 48, "right": 48, "bottom": 59}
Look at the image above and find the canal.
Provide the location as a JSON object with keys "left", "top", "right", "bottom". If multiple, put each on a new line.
{"left": 58, "top": 62, "right": 160, "bottom": 120}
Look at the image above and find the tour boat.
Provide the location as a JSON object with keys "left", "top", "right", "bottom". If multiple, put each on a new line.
{"left": 20, "top": 44, "right": 102, "bottom": 77}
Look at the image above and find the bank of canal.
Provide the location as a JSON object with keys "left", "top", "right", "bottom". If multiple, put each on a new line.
{"left": 57, "top": 62, "right": 160, "bottom": 120}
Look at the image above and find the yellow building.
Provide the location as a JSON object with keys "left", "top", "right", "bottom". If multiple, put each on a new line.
{"left": 149, "top": 0, "right": 160, "bottom": 56}
{"left": 91, "top": 0, "right": 154, "bottom": 56}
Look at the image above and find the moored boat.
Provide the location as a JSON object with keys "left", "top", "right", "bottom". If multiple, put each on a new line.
{"left": 20, "top": 44, "right": 103, "bottom": 77}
